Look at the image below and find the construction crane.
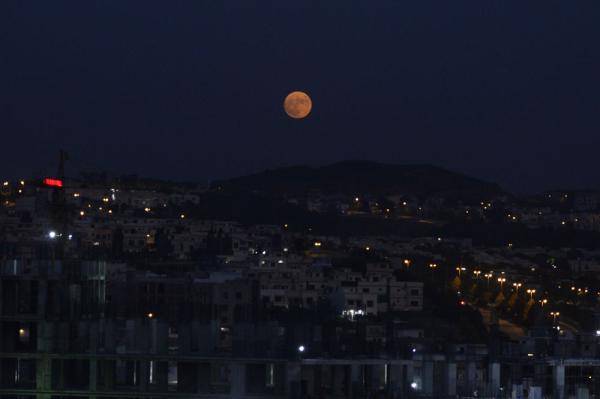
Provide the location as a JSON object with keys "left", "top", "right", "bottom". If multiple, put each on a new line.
{"left": 43, "top": 149, "right": 70, "bottom": 257}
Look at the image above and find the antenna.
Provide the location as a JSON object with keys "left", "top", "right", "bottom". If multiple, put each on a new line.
{"left": 57, "top": 149, "right": 69, "bottom": 180}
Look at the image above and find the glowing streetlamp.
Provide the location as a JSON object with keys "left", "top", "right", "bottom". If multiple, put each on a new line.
{"left": 497, "top": 277, "right": 506, "bottom": 289}
{"left": 512, "top": 282, "right": 522, "bottom": 292}
{"left": 526, "top": 289, "right": 536, "bottom": 300}
{"left": 484, "top": 273, "right": 493, "bottom": 286}
{"left": 473, "top": 270, "right": 481, "bottom": 279}
{"left": 550, "top": 311, "right": 560, "bottom": 323}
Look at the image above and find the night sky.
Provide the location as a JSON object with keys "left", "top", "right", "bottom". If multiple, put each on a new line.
{"left": 1, "top": 1, "right": 599, "bottom": 193}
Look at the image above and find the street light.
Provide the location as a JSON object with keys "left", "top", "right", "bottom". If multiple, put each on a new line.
{"left": 540, "top": 299, "right": 548, "bottom": 307}
{"left": 484, "top": 273, "right": 493, "bottom": 286}
{"left": 526, "top": 289, "right": 536, "bottom": 300}
{"left": 512, "top": 282, "right": 522, "bottom": 292}
{"left": 550, "top": 312, "right": 560, "bottom": 323}
{"left": 298, "top": 345, "right": 305, "bottom": 353}
{"left": 473, "top": 270, "right": 481, "bottom": 279}
{"left": 497, "top": 277, "right": 506, "bottom": 289}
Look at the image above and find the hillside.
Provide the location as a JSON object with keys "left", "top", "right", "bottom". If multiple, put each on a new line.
{"left": 212, "top": 161, "right": 505, "bottom": 202}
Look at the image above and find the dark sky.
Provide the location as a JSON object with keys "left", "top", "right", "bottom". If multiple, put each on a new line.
{"left": 1, "top": 1, "right": 599, "bottom": 193}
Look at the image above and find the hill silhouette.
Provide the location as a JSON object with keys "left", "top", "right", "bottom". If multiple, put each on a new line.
{"left": 212, "top": 160, "right": 505, "bottom": 202}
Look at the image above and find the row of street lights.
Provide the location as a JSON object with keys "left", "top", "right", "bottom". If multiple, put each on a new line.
{"left": 455, "top": 266, "right": 539, "bottom": 299}
{"left": 405, "top": 260, "right": 562, "bottom": 325}
{"left": 453, "top": 265, "right": 562, "bottom": 325}
{"left": 401, "top": 259, "right": 568, "bottom": 331}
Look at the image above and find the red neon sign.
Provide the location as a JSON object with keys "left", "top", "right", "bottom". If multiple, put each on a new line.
{"left": 43, "top": 178, "right": 63, "bottom": 188}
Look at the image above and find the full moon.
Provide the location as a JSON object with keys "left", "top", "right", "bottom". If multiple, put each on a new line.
{"left": 284, "top": 91, "right": 312, "bottom": 119}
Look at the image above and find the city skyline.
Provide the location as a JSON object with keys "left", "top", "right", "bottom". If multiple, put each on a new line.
{"left": 4, "top": 2, "right": 600, "bottom": 398}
